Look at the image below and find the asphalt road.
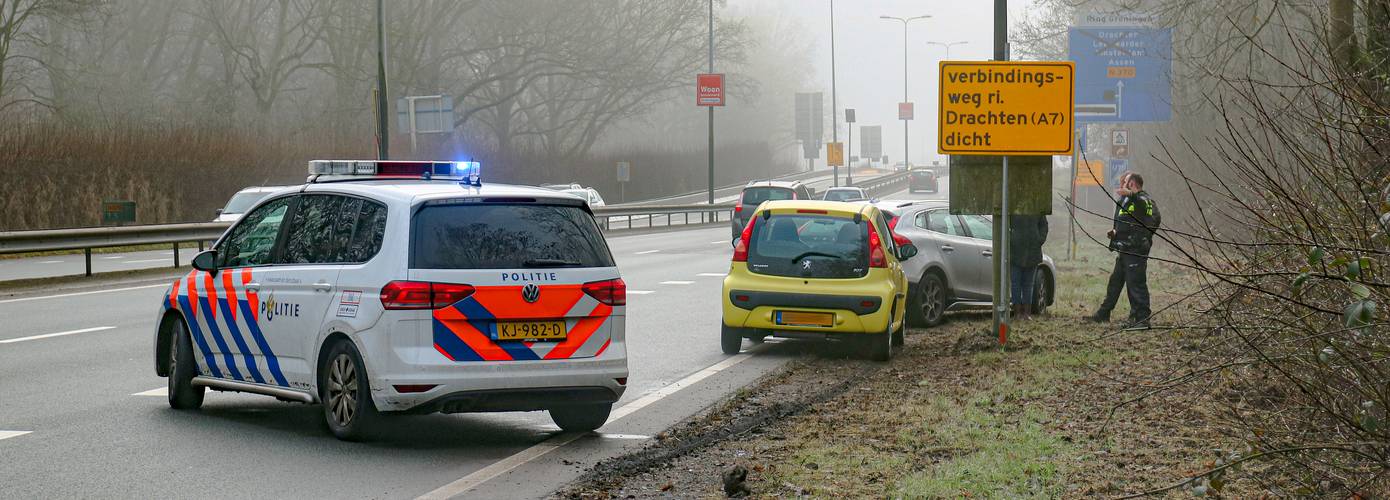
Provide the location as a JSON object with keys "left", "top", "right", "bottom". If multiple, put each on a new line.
{"left": 0, "top": 247, "right": 201, "bottom": 283}
{"left": 0, "top": 181, "right": 945, "bottom": 499}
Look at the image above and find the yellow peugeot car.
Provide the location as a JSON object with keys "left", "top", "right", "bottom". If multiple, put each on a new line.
{"left": 721, "top": 200, "right": 916, "bottom": 361}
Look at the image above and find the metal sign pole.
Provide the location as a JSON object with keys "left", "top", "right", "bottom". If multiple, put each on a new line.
{"left": 375, "top": 0, "right": 389, "bottom": 160}
{"left": 1069, "top": 124, "right": 1080, "bottom": 260}
{"left": 408, "top": 97, "right": 419, "bottom": 155}
{"left": 991, "top": 0, "right": 1008, "bottom": 343}
{"left": 847, "top": 124, "right": 854, "bottom": 184}
{"left": 706, "top": 0, "right": 715, "bottom": 206}
{"left": 999, "top": 156, "right": 1010, "bottom": 344}
{"left": 829, "top": 0, "right": 839, "bottom": 187}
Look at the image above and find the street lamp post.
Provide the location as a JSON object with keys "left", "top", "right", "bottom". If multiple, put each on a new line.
{"left": 926, "top": 40, "right": 969, "bottom": 60}
{"left": 880, "top": 15, "right": 931, "bottom": 170}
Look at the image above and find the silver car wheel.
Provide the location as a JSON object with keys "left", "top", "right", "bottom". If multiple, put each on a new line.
{"left": 922, "top": 279, "right": 943, "bottom": 322}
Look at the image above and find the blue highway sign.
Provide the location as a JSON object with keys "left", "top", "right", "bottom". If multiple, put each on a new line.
{"left": 1068, "top": 27, "right": 1172, "bottom": 122}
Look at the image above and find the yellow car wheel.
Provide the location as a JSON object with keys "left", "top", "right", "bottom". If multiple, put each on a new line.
{"left": 865, "top": 320, "right": 893, "bottom": 362}
{"left": 721, "top": 324, "right": 742, "bottom": 355}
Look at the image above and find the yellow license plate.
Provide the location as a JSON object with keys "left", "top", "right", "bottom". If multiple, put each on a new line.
{"left": 497, "top": 321, "right": 567, "bottom": 341}
{"left": 777, "top": 311, "right": 834, "bottom": 327}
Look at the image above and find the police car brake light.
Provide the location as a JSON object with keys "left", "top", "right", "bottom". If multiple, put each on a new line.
{"left": 583, "top": 278, "right": 626, "bottom": 306}
{"left": 308, "top": 160, "right": 482, "bottom": 185}
{"left": 380, "top": 281, "right": 476, "bottom": 309}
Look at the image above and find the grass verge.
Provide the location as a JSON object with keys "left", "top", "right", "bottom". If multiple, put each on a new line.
{"left": 561, "top": 228, "right": 1245, "bottom": 498}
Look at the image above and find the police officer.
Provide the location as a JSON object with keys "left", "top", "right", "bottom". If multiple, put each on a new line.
{"left": 1088, "top": 171, "right": 1161, "bottom": 329}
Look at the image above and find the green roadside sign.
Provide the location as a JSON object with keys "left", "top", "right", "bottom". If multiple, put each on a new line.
{"left": 948, "top": 155, "right": 1052, "bottom": 215}
{"left": 102, "top": 200, "right": 136, "bottom": 225}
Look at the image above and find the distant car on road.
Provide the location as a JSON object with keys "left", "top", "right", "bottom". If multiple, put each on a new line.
{"left": 820, "top": 186, "right": 868, "bottom": 202}
{"left": 540, "top": 182, "right": 583, "bottom": 191}
{"left": 562, "top": 187, "right": 606, "bottom": 208}
{"left": 731, "top": 180, "right": 814, "bottom": 238}
{"left": 908, "top": 169, "right": 938, "bottom": 194}
{"left": 892, "top": 161, "right": 911, "bottom": 172}
{"left": 215, "top": 186, "right": 291, "bottom": 222}
{"left": 722, "top": 200, "right": 916, "bottom": 361}
{"left": 873, "top": 200, "right": 1056, "bottom": 326}
{"left": 158, "top": 160, "right": 627, "bottom": 441}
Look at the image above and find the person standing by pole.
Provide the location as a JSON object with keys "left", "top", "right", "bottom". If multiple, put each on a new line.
{"left": 1008, "top": 213, "right": 1048, "bottom": 320}
{"left": 1088, "top": 172, "right": 1161, "bottom": 329}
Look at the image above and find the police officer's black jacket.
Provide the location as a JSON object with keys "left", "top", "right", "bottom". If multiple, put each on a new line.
{"left": 1112, "top": 190, "right": 1160, "bottom": 254}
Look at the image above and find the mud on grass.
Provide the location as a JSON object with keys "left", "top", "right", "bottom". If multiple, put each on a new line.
{"left": 558, "top": 244, "right": 1255, "bottom": 498}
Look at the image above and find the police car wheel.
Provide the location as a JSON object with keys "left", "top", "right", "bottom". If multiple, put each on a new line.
{"left": 720, "top": 324, "right": 742, "bottom": 355}
{"left": 167, "top": 317, "right": 205, "bottom": 410}
{"left": 549, "top": 403, "right": 611, "bottom": 433}
{"left": 320, "top": 341, "right": 377, "bottom": 441}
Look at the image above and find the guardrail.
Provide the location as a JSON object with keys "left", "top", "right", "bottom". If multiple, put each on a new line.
{"left": 0, "top": 223, "right": 228, "bottom": 276}
{"left": 0, "top": 174, "right": 910, "bottom": 279}
{"left": 593, "top": 203, "right": 737, "bottom": 231}
{"left": 850, "top": 171, "right": 909, "bottom": 193}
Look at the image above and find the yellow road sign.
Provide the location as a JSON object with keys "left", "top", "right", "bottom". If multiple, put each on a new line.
{"left": 827, "top": 142, "right": 844, "bottom": 167}
{"left": 1076, "top": 160, "right": 1104, "bottom": 186}
{"left": 938, "top": 61, "right": 1075, "bottom": 155}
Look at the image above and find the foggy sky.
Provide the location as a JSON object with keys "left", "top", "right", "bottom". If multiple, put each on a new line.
{"left": 729, "top": 0, "right": 1040, "bottom": 166}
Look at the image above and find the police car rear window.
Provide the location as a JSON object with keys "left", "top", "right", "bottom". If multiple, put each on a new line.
{"left": 411, "top": 203, "right": 615, "bottom": 269}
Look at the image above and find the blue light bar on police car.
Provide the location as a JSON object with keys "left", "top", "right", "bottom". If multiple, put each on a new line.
{"left": 308, "top": 160, "right": 481, "bottom": 185}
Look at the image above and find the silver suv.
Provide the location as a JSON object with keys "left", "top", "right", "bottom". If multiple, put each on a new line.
{"left": 876, "top": 201, "right": 1056, "bottom": 326}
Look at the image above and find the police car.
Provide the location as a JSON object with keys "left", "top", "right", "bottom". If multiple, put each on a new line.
{"left": 153, "top": 160, "right": 628, "bottom": 440}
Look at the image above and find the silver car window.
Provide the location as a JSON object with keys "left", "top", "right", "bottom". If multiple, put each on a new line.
{"left": 919, "top": 210, "right": 965, "bottom": 236}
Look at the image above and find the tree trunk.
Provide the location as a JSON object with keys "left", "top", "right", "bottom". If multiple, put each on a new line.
{"left": 1367, "top": 0, "right": 1390, "bottom": 78}
{"left": 1331, "top": 0, "right": 1358, "bottom": 71}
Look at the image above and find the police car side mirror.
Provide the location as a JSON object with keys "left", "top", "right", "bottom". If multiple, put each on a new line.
{"left": 214, "top": 208, "right": 223, "bottom": 216}
{"left": 897, "top": 244, "right": 918, "bottom": 261}
{"left": 192, "top": 250, "right": 219, "bottom": 275}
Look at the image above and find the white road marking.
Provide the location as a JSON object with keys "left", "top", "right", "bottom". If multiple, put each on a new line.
{"left": 120, "top": 258, "right": 169, "bottom": 264}
{"left": 0, "top": 326, "right": 117, "bottom": 344}
{"left": 696, "top": 272, "right": 727, "bottom": 277}
{"left": 633, "top": 250, "right": 661, "bottom": 255}
{"left": 659, "top": 281, "right": 694, "bottom": 285}
{"left": 101, "top": 256, "right": 126, "bottom": 260}
{"left": 0, "top": 431, "right": 32, "bottom": 441}
{"left": 39, "top": 260, "right": 64, "bottom": 264}
{"left": 416, "top": 350, "right": 761, "bottom": 499}
{"left": 0, "top": 283, "right": 167, "bottom": 304}
{"left": 596, "top": 433, "right": 651, "bottom": 440}
{"left": 710, "top": 240, "right": 727, "bottom": 244}
{"left": 626, "top": 290, "right": 655, "bottom": 295}
{"left": 132, "top": 387, "right": 167, "bottom": 397}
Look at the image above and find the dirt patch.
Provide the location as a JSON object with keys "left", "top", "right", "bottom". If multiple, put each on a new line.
{"left": 556, "top": 344, "right": 885, "bottom": 499}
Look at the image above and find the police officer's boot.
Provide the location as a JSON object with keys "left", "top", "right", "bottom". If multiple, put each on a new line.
{"left": 1085, "top": 310, "right": 1110, "bottom": 323}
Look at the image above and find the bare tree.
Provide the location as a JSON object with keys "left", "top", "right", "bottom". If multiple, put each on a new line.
{"left": 201, "top": 0, "right": 327, "bottom": 117}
